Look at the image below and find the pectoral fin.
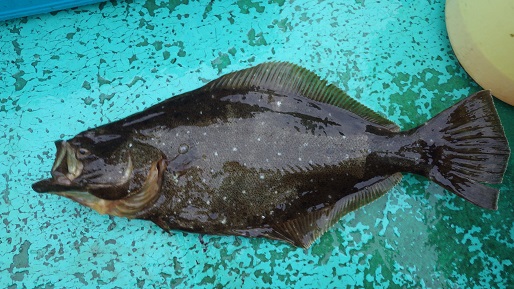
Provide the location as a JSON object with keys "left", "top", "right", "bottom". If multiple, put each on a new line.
{"left": 269, "top": 173, "right": 402, "bottom": 248}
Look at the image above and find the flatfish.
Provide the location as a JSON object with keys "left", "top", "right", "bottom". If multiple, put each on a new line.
{"left": 33, "top": 62, "right": 510, "bottom": 248}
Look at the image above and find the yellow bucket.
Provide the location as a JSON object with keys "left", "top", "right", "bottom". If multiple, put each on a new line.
{"left": 446, "top": 0, "right": 514, "bottom": 106}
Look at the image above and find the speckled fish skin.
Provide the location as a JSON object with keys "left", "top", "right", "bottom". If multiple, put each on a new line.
{"left": 32, "top": 62, "right": 510, "bottom": 248}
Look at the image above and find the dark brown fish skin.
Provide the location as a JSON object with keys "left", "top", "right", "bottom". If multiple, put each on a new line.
{"left": 72, "top": 88, "right": 384, "bottom": 232}
{"left": 32, "top": 63, "right": 510, "bottom": 248}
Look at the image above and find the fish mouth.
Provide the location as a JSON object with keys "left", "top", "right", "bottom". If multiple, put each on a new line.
{"left": 32, "top": 140, "right": 84, "bottom": 193}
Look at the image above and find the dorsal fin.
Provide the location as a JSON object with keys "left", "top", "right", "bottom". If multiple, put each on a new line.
{"left": 206, "top": 62, "right": 399, "bottom": 131}
{"left": 270, "top": 173, "right": 403, "bottom": 248}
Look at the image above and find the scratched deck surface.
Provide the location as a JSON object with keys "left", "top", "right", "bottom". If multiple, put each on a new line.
{"left": 1, "top": 0, "right": 513, "bottom": 287}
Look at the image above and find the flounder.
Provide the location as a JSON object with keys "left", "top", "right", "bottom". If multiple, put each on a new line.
{"left": 33, "top": 62, "right": 510, "bottom": 248}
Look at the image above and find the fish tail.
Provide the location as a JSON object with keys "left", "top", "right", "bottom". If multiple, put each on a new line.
{"left": 419, "top": 90, "right": 510, "bottom": 210}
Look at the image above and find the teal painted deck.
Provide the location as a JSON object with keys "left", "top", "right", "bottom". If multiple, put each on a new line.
{"left": 1, "top": 0, "right": 513, "bottom": 288}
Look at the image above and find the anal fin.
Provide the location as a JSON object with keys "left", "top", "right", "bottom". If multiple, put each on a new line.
{"left": 270, "top": 173, "right": 403, "bottom": 248}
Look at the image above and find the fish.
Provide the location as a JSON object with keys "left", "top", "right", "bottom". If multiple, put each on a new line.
{"left": 32, "top": 62, "right": 510, "bottom": 248}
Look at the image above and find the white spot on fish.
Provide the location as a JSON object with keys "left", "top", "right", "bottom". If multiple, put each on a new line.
{"left": 277, "top": 152, "right": 282, "bottom": 156}
{"left": 259, "top": 174, "right": 265, "bottom": 179}
{"left": 214, "top": 151, "right": 218, "bottom": 156}
{"left": 232, "top": 147, "right": 238, "bottom": 152}
{"left": 277, "top": 101, "right": 282, "bottom": 107}
{"left": 178, "top": 144, "right": 189, "bottom": 154}
{"left": 257, "top": 137, "right": 261, "bottom": 141}
{"left": 298, "top": 157, "right": 302, "bottom": 161}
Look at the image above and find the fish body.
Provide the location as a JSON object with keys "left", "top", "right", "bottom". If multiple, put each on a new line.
{"left": 33, "top": 62, "right": 510, "bottom": 248}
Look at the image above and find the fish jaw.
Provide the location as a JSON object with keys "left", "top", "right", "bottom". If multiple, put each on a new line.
{"left": 31, "top": 180, "right": 112, "bottom": 215}
{"left": 33, "top": 158, "right": 166, "bottom": 218}
{"left": 57, "top": 190, "right": 112, "bottom": 214}
{"left": 33, "top": 140, "right": 85, "bottom": 193}
{"left": 51, "top": 140, "right": 83, "bottom": 183}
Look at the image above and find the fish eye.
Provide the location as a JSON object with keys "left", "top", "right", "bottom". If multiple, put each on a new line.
{"left": 77, "top": 148, "right": 90, "bottom": 158}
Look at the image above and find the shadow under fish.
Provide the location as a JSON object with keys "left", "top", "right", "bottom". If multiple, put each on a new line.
{"left": 32, "top": 62, "right": 511, "bottom": 248}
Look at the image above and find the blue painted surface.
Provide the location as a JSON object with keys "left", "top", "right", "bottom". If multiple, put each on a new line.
{"left": 1, "top": 0, "right": 513, "bottom": 288}
{"left": 0, "top": 0, "right": 106, "bottom": 21}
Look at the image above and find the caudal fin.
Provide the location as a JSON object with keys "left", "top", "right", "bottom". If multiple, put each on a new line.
{"left": 421, "top": 90, "right": 510, "bottom": 210}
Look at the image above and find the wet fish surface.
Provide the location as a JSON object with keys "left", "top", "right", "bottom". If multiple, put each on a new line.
{"left": 33, "top": 62, "right": 510, "bottom": 248}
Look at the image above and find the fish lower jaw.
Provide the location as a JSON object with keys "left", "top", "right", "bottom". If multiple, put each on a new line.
{"left": 56, "top": 191, "right": 130, "bottom": 217}
{"left": 56, "top": 191, "right": 111, "bottom": 215}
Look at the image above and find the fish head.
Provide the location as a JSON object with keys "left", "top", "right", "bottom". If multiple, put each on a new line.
{"left": 32, "top": 130, "right": 166, "bottom": 217}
